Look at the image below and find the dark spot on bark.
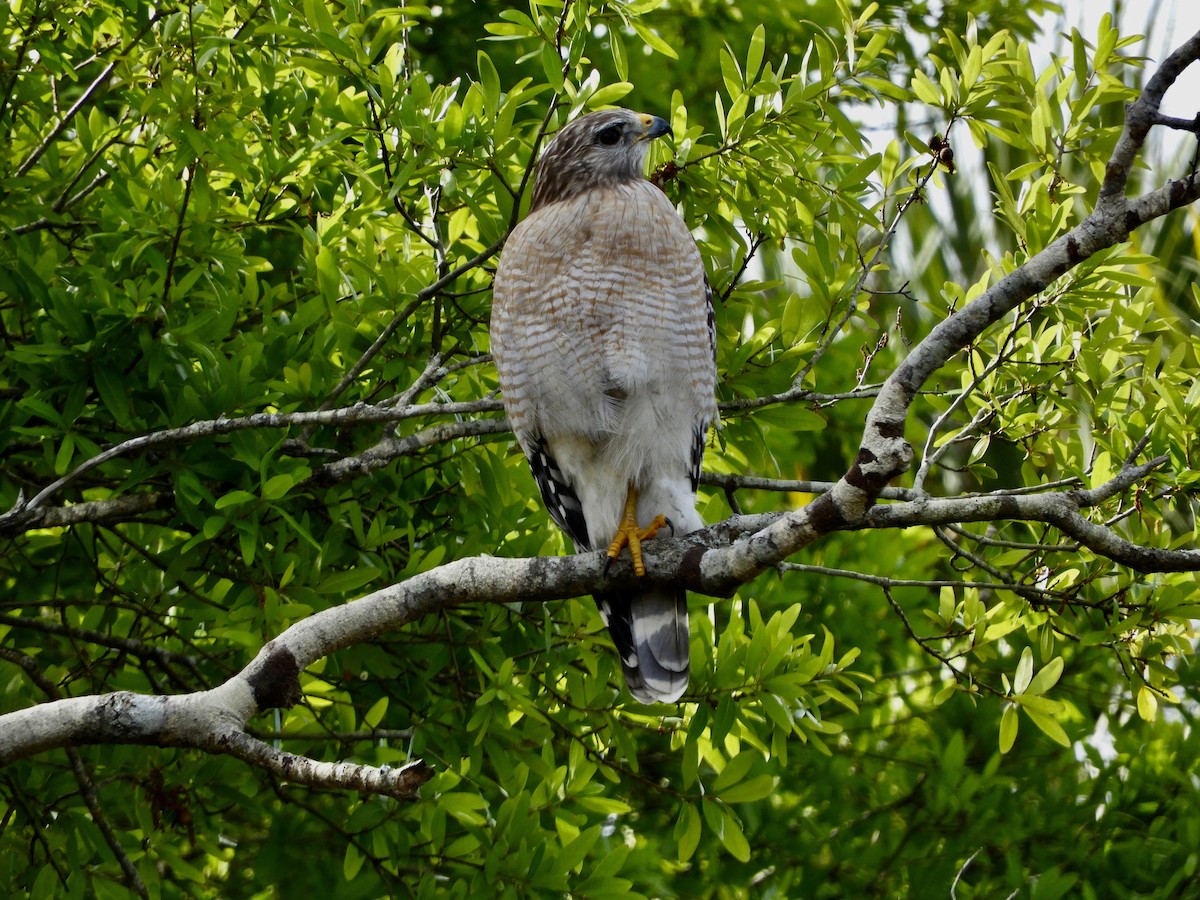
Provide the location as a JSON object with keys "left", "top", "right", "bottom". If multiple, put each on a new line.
{"left": 874, "top": 419, "right": 905, "bottom": 439}
{"left": 679, "top": 545, "right": 708, "bottom": 593}
{"left": 1066, "top": 236, "right": 1080, "bottom": 263}
{"left": 1125, "top": 209, "right": 1141, "bottom": 233}
{"left": 1169, "top": 176, "right": 1193, "bottom": 208}
{"left": 808, "top": 493, "right": 845, "bottom": 534}
{"left": 248, "top": 645, "right": 302, "bottom": 710}
{"left": 844, "top": 460, "right": 870, "bottom": 491}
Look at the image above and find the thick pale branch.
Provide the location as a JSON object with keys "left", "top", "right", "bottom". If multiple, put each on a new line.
{"left": 866, "top": 491, "right": 1200, "bottom": 573}
{"left": 695, "top": 458, "right": 1194, "bottom": 593}
{"left": 0, "top": 447, "right": 1194, "bottom": 782}
{"left": 0, "top": 553, "right": 611, "bottom": 782}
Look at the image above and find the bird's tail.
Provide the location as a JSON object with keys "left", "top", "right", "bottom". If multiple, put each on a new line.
{"left": 595, "top": 586, "right": 689, "bottom": 704}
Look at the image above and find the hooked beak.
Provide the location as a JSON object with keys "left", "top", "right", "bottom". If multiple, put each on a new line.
{"left": 636, "top": 113, "right": 673, "bottom": 141}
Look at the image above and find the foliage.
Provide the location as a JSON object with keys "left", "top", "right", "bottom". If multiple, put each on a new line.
{"left": 1, "top": 0, "right": 1198, "bottom": 897}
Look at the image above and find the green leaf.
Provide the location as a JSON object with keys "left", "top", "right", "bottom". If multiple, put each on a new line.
{"left": 540, "top": 43, "right": 564, "bottom": 92}
{"left": 318, "top": 567, "right": 382, "bottom": 596}
{"left": 857, "top": 31, "right": 889, "bottom": 71}
{"left": 477, "top": 50, "right": 501, "bottom": 112}
{"left": 911, "top": 69, "right": 942, "bottom": 106}
{"left": 746, "top": 24, "right": 766, "bottom": 83}
{"left": 999, "top": 703, "right": 1019, "bottom": 753}
{"left": 554, "top": 826, "right": 600, "bottom": 877}
{"left": 1031, "top": 866, "right": 1080, "bottom": 900}
{"left": 674, "top": 803, "right": 701, "bottom": 862}
{"left": 1013, "top": 646, "right": 1035, "bottom": 695}
{"left": 304, "top": 0, "right": 337, "bottom": 38}
{"left": 94, "top": 365, "right": 133, "bottom": 427}
{"left": 1094, "top": 16, "right": 1118, "bottom": 71}
{"left": 1137, "top": 685, "right": 1158, "bottom": 722}
{"left": 1025, "top": 707, "right": 1070, "bottom": 748}
{"left": 718, "top": 774, "right": 777, "bottom": 804}
{"left": 575, "top": 796, "right": 632, "bottom": 815}
{"left": 343, "top": 842, "right": 364, "bottom": 881}
{"left": 1026, "top": 656, "right": 1063, "bottom": 696}
{"left": 32, "top": 867, "right": 59, "bottom": 899}
{"left": 53, "top": 433, "right": 75, "bottom": 476}
{"left": 932, "top": 681, "right": 957, "bottom": 706}
{"left": 718, "top": 804, "right": 751, "bottom": 862}
{"left": 215, "top": 490, "right": 257, "bottom": 510}
{"left": 363, "top": 696, "right": 389, "bottom": 729}
{"left": 587, "top": 82, "right": 634, "bottom": 108}
{"left": 610, "top": 29, "right": 628, "bottom": 81}
{"left": 441, "top": 792, "right": 489, "bottom": 825}
{"left": 711, "top": 749, "right": 758, "bottom": 794}
{"left": 630, "top": 20, "right": 679, "bottom": 59}
{"left": 261, "top": 472, "right": 299, "bottom": 500}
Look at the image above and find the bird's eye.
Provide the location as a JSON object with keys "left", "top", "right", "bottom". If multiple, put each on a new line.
{"left": 595, "top": 125, "right": 622, "bottom": 146}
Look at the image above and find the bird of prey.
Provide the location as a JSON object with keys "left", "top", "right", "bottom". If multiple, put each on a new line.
{"left": 490, "top": 107, "right": 717, "bottom": 704}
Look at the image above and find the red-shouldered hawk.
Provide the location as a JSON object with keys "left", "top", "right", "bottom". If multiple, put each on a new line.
{"left": 490, "top": 108, "right": 717, "bottom": 704}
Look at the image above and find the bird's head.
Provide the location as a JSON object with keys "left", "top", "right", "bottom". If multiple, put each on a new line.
{"left": 528, "top": 108, "right": 673, "bottom": 212}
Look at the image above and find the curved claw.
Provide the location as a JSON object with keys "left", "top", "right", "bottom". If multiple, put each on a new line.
{"left": 606, "top": 486, "right": 668, "bottom": 576}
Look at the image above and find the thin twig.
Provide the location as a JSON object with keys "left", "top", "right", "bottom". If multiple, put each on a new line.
{"left": 67, "top": 749, "right": 149, "bottom": 897}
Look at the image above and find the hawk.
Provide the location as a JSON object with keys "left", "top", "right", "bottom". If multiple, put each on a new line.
{"left": 490, "top": 108, "right": 717, "bottom": 704}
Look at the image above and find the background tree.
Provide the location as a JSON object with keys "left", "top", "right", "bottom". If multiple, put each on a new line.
{"left": 2, "top": 0, "right": 1199, "bottom": 897}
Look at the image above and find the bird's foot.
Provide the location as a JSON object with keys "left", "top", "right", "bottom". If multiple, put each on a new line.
{"left": 605, "top": 488, "right": 668, "bottom": 576}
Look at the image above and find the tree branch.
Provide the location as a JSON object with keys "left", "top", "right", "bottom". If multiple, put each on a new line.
{"left": 1, "top": 435, "right": 1193, "bottom": 780}
{"left": 0, "top": 552, "right": 613, "bottom": 782}
{"left": 0, "top": 410, "right": 506, "bottom": 536}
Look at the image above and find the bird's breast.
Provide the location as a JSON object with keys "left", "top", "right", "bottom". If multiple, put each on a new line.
{"left": 492, "top": 180, "right": 715, "bottom": 444}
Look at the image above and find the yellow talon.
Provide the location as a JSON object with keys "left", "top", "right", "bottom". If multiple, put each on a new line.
{"left": 606, "top": 485, "right": 668, "bottom": 576}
